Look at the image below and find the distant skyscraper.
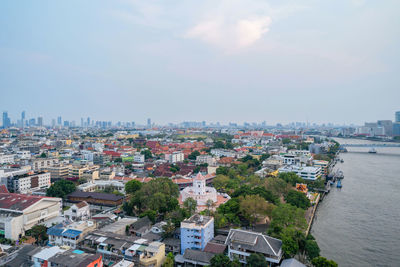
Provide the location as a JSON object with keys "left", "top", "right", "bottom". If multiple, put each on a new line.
{"left": 21, "top": 111, "right": 25, "bottom": 127}
{"left": 87, "top": 117, "right": 90, "bottom": 127}
{"left": 51, "top": 119, "right": 56, "bottom": 127}
{"left": 395, "top": 111, "right": 400, "bottom": 123}
{"left": 147, "top": 118, "right": 151, "bottom": 128}
{"left": 2, "top": 112, "right": 10, "bottom": 128}
{"left": 37, "top": 117, "right": 43, "bottom": 127}
{"left": 57, "top": 116, "right": 62, "bottom": 125}
{"left": 81, "top": 118, "right": 84, "bottom": 127}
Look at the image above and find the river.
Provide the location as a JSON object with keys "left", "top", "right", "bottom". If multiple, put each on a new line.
{"left": 311, "top": 138, "right": 400, "bottom": 267}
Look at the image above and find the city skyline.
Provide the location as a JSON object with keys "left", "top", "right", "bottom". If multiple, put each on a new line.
{"left": 1, "top": 1, "right": 400, "bottom": 124}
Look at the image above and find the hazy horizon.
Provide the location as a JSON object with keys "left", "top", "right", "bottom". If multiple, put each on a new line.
{"left": 1, "top": 0, "right": 399, "bottom": 125}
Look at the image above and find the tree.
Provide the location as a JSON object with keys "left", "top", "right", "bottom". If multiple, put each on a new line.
{"left": 210, "top": 254, "right": 231, "bottom": 267}
{"left": 140, "top": 210, "right": 157, "bottom": 223}
{"left": 280, "top": 226, "right": 305, "bottom": 257}
{"left": 206, "top": 199, "right": 215, "bottom": 215}
{"left": 278, "top": 172, "right": 303, "bottom": 186}
{"left": 247, "top": 253, "right": 267, "bottom": 267}
{"left": 282, "top": 138, "right": 291, "bottom": 144}
{"left": 311, "top": 257, "right": 338, "bottom": 267}
{"left": 305, "top": 239, "right": 320, "bottom": 260}
{"left": 285, "top": 190, "right": 311, "bottom": 210}
{"left": 269, "top": 204, "right": 307, "bottom": 235}
{"left": 26, "top": 225, "right": 48, "bottom": 245}
{"left": 125, "top": 180, "right": 142, "bottom": 194}
{"left": 213, "top": 175, "right": 230, "bottom": 191}
{"left": 183, "top": 197, "right": 197, "bottom": 216}
{"left": 39, "top": 152, "right": 47, "bottom": 158}
{"left": 265, "top": 178, "right": 290, "bottom": 197}
{"left": 162, "top": 220, "right": 176, "bottom": 238}
{"left": 141, "top": 149, "right": 153, "bottom": 159}
{"left": 239, "top": 195, "right": 275, "bottom": 226}
{"left": 188, "top": 150, "right": 200, "bottom": 160}
{"left": 163, "top": 252, "right": 175, "bottom": 267}
{"left": 46, "top": 179, "right": 76, "bottom": 199}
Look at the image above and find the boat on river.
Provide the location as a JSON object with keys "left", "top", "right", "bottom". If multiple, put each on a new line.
{"left": 368, "top": 148, "right": 377, "bottom": 153}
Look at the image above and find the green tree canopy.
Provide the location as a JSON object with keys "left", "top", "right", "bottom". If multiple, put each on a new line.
{"left": 125, "top": 179, "right": 142, "bottom": 194}
{"left": 247, "top": 253, "right": 267, "bottom": 267}
{"left": 305, "top": 239, "right": 320, "bottom": 260}
{"left": 141, "top": 149, "right": 153, "bottom": 159}
{"left": 311, "top": 256, "right": 338, "bottom": 267}
{"left": 285, "top": 190, "right": 311, "bottom": 210}
{"left": 239, "top": 195, "right": 275, "bottom": 226}
{"left": 183, "top": 197, "right": 197, "bottom": 216}
{"left": 210, "top": 254, "right": 231, "bottom": 267}
{"left": 46, "top": 179, "right": 76, "bottom": 199}
{"left": 269, "top": 204, "right": 307, "bottom": 235}
{"left": 188, "top": 150, "right": 200, "bottom": 160}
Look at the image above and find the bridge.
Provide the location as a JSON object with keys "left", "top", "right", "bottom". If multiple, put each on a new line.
{"left": 340, "top": 143, "right": 400, "bottom": 148}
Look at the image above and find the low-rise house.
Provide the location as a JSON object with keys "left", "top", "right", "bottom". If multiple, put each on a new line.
{"left": 175, "top": 249, "right": 215, "bottom": 266}
{"left": 130, "top": 216, "right": 152, "bottom": 237}
{"left": 67, "top": 191, "right": 124, "bottom": 207}
{"left": 225, "top": 229, "right": 283, "bottom": 265}
{"left": 47, "top": 220, "right": 96, "bottom": 248}
{"left": 64, "top": 201, "right": 90, "bottom": 222}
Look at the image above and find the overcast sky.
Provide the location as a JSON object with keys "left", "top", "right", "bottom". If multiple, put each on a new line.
{"left": 1, "top": 0, "right": 399, "bottom": 125}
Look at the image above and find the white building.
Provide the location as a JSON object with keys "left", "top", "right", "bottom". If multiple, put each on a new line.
{"left": 16, "top": 150, "right": 31, "bottom": 160}
{"left": 210, "top": 149, "right": 236, "bottom": 158}
{"left": 225, "top": 229, "right": 283, "bottom": 265}
{"left": 0, "top": 153, "right": 15, "bottom": 164}
{"left": 77, "top": 180, "right": 125, "bottom": 193}
{"left": 165, "top": 152, "right": 185, "bottom": 163}
{"left": 133, "top": 152, "right": 145, "bottom": 163}
{"left": 0, "top": 192, "right": 62, "bottom": 240}
{"left": 10, "top": 171, "right": 51, "bottom": 193}
{"left": 196, "top": 155, "right": 216, "bottom": 166}
{"left": 180, "top": 173, "right": 230, "bottom": 211}
{"left": 32, "top": 158, "right": 59, "bottom": 171}
{"left": 64, "top": 201, "right": 90, "bottom": 222}
{"left": 279, "top": 165, "right": 322, "bottom": 181}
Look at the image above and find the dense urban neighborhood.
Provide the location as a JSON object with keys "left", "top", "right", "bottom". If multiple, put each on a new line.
{"left": 1, "top": 112, "right": 399, "bottom": 267}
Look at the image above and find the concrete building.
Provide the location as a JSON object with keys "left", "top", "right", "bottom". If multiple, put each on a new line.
{"left": 8, "top": 171, "right": 51, "bottom": 193}
{"left": 279, "top": 165, "right": 322, "bottom": 181}
{"left": 180, "top": 214, "right": 214, "bottom": 254}
{"left": 0, "top": 154, "right": 15, "bottom": 165}
{"left": 196, "top": 155, "right": 216, "bottom": 166}
{"left": 165, "top": 151, "right": 185, "bottom": 163}
{"left": 313, "top": 160, "right": 329, "bottom": 177}
{"left": 0, "top": 192, "right": 62, "bottom": 240}
{"left": 396, "top": 111, "right": 400, "bottom": 123}
{"left": 133, "top": 152, "right": 145, "bottom": 163}
{"left": 225, "top": 229, "right": 283, "bottom": 266}
{"left": 32, "top": 158, "right": 59, "bottom": 171}
{"left": 377, "top": 120, "right": 393, "bottom": 136}
{"left": 47, "top": 165, "right": 71, "bottom": 180}
{"left": 64, "top": 201, "right": 90, "bottom": 222}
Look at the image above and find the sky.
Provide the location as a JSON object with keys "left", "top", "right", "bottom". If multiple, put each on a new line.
{"left": 1, "top": 0, "right": 400, "bottom": 125}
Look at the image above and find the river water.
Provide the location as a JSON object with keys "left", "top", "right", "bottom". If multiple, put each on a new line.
{"left": 311, "top": 138, "right": 400, "bottom": 267}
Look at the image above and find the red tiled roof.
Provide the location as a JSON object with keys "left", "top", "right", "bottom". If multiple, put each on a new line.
{"left": 0, "top": 193, "right": 46, "bottom": 211}
{"left": 0, "top": 185, "right": 9, "bottom": 193}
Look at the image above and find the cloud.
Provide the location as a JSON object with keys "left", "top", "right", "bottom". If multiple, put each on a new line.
{"left": 185, "top": 16, "right": 272, "bottom": 50}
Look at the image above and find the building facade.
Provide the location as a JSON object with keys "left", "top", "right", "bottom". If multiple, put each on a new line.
{"left": 180, "top": 214, "right": 214, "bottom": 254}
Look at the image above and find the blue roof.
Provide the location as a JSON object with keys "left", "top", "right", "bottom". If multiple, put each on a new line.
{"left": 47, "top": 227, "right": 65, "bottom": 237}
{"left": 62, "top": 229, "right": 82, "bottom": 238}
{"left": 72, "top": 249, "right": 84, "bottom": 254}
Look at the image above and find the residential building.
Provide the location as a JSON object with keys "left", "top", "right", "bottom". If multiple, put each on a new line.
{"left": 0, "top": 153, "right": 14, "bottom": 164}
{"left": 313, "top": 160, "right": 329, "bottom": 177}
{"left": 225, "top": 229, "right": 283, "bottom": 266}
{"left": 47, "top": 165, "right": 71, "bottom": 180}
{"left": 130, "top": 216, "right": 152, "bottom": 237}
{"left": 279, "top": 165, "right": 322, "bottom": 181}
{"left": 133, "top": 152, "right": 145, "bottom": 163}
{"left": 0, "top": 192, "right": 62, "bottom": 240}
{"left": 32, "top": 158, "right": 59, "bottom": 171}
{"left": 196, "top": 155, "right": 216, "bottom": 166}
{"left": 16, "top": 150, "right": 31, "bottom": 160}
{"left": 180, "top": 214, "right": 214, "bottom": 254}
{"left": 47, "top": 220, "right": 96, "bottom": 248}
{"left": 165, "top": 151, "right": 185, "bottom": 163}
{"left": 8, "top": 171, "right": 51, "bottom": 193}
{"left": 64, "top": 201, "right": 90, "bottom": 222}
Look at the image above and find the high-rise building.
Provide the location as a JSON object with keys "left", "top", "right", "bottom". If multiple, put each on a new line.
{"left": 393, "top": 123, "right": 400, "bottom": 137}
{"left": 57, "top": 116, "right": 62, "bottom": 125}
{"left": 51, "top": 119, "right": 56, "bottom": 127}
{"left": 180, "top": 214, "right": 214, "bottom": 254}
{"left": 147, "top": 118, "right": 151, "bottom": 128}
{"left": 37, "top": 117, "right": 43, "bottom": 127}
{"left": 87, "top": 117, "right": 90, "bottom": 127}
{"left": 2, "top": 112, "right": 10, "bottom": 128}
{"left": 377, "top": 120, "right": 393, "bottom": 136}
{"left": 396, "top": 111, "right": 400, "bottom": 123}
{"left": 21, "top": 111, "right": 26, "bottom": 127}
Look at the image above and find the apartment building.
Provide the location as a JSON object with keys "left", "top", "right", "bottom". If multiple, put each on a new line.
{"left": 47, "top": 165, "right": 71, "bottom": 180}
{"left": 9, "top": 171, "right": 51, "bottom": 193}
{"left": 32, "top": 158, "right": 59, "bottom": 171}
{"left": 279, "top": 165, "right": 322, "bottom": 181}
{"left": 181, "top": 214, "right": 214, "bottom": 254}
{"left": 0, "top": 153, "right": 15, "bottom": 164}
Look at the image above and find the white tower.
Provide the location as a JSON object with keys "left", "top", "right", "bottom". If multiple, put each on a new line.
{"left": 193, "top": 173, "right": 206, "bottom": 195}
